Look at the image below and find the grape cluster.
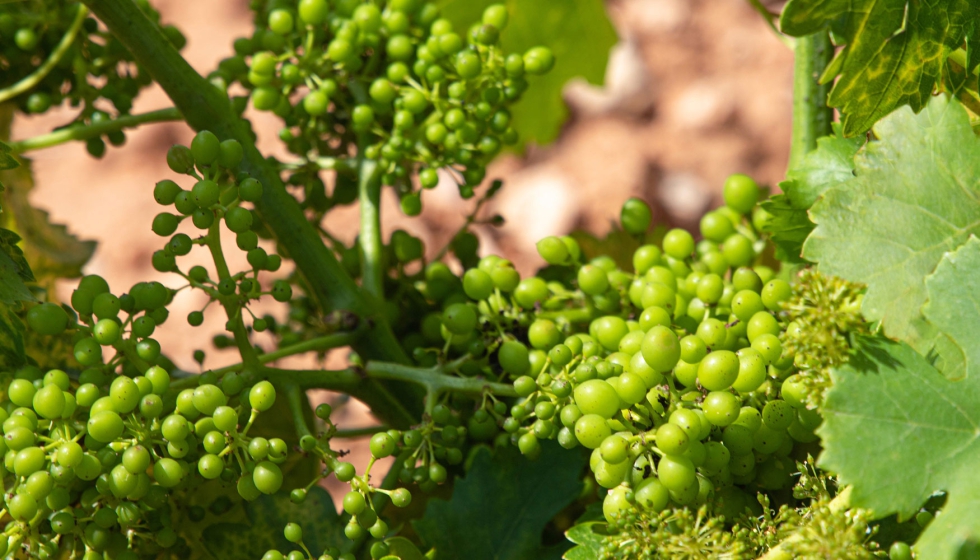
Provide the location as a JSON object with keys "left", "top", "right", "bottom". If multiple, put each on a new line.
{"left": 392, "top": 175, "right": 824, "bottom": 531}
{"left": 0, "top": 0, "right": 184, "bottom": 153}
{"left": 150, "top": 130, "right": 293, "bottom": 333}
{"left": 0, "top": 334, "right": 287, "bottom": 558}
{"left": 212, "top": 0, "right": 553, "bottom": 214}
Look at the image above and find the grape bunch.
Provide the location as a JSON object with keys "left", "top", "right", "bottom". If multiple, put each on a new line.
{"left": 390, "top": 175, "right": 827, "bottom": 538}
{"left": 149, "top": 130, "right": 293, "bottom": 328}
{"left": 5, "top": 304, "right": 292, "bottom": 559}
{"left": 212, "top": 0, "right": 554, "bottom": 214}
{"left": 0, "top": 0, "right": 184, "bottom": 154}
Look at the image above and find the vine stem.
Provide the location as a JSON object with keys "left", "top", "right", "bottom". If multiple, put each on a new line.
{"left": 268, "top": 361, "right": 518, "bottom": 398}
{"left": 787, "top": 32, "right": 834, "bottom": 170}
{"left": 333, "top": 425, "right": 386, "bottom": 438}
{"left": 168, "top": 330, "right": 365, "bottom": 391}
{"left": 205, "top": 219, "right": 261, "bottom": 368}
{"left": 8, "top": 108, "right": 182, "bottom": 154}
{"left": 758, "top": 487, "right": 853, "bottom": 560}
{"left": 0, "top": 4, "right": 89, "bottom": 105}
{"left": 283, "top": 383, "right": 313, "bottom": 440}
{"left": 81, "top": 0, "right": 423, "bottom": 426}
{"left": 357, "top": 157, "right": 384, "bottom": 301}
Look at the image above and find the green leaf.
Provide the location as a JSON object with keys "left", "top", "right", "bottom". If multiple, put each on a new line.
{"left": 780, "top": 0, "right": 979, "bottom": 136}
{"left": 203, "top": 486, "right": 346, "bottom": 560}
{"left": 818, "top": 336, "right": 980, "bottom": 560}
{"left": 0, "top": 141, "right": 17, "bottom": 172}
{"left": 762, "top": 133, "right": 861, "bottom": 262}
{"left": 413, "top": 442, "right": 585, "bottom": 560}
{"left": 783, "top": 134, "right": 862, "bottom": 210}
{"left": 804, "top": 96, "right": 980, "bottom": 364}
{"left": 437, "top": 0, "right": 617, "bottom": 147}
{"left": 563, "top": 522, "right": 607, "bottom": 560}
{"left": 0, "top": 229, "right": 34, "bottom": 305}
{"left": 385, "top": 537, "right": 426, "bottom": 560}
{"left": 922, "top": 236, "right": 980, "bottom": 379}
{"left": 0, "top": 302, "right": 26, "bottom": 370}
{"left": 0, "top": 158, "right": 95, "bottom": 282}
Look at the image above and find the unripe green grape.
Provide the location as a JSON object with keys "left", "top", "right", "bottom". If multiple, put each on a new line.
{"left": 522, "top": 46, "right": 554, "bottom": 74}
{"left": 572, "top": 414, "right": 610, "bottom": 449}
{"left": 167, "top": 144, "right": 195, "bottom": 174}
{"left": 732, "top": 348, "right": 767, "bottom": 393}
{"left": 498, "top": 341, "right": 530, "bottom": 376}
{"left": 526, "top": 319, "right": 559, "bottom": 349}
{"left": 620, "top": 197, "right": 652, "bottom": 235}
{"left": 442, "top": 303, "right": 477, "bottom": 335}
{"left": 609, "top": 373, "right": 646, "bottom": 405}
{"left": 32, "top": 384, "right": 65, "bottom": 420}
{"left": 298, "top": 0, "right": 328, "bottom": 24}
{"left": 657, "top": 454, "right": 696, "bottom": 492}
{"left": 888, "top": 542, "right": 912, "bottom": 560}
{"left": 26, "top": 303, "right": 69, "bottom": 336}
{"left": 639, "top": 326, "right": 680, "bottom": 373}
{"left": 26, "top": 92, "right": 52, "bottom": 114}
{"left": 761, "top": 279, "right": 792, "bottom": 310}
{"left": 74, "top": 337, "right": 102, "bottom": 366}
{"left": 214, "top": 138, "right": 243, "bottom": 168}
{"left": 745, "top": 311, "right": 779, "bottom": 342}
{"left": 511, "top": 277, "right": 546, "bottom": 308}
{"left": 109, "top": 376, "right": 140, "bottom": 414}
{"left": 370, "top": 432, "right": 396, "bottom": 458}
{"left": 249, "top": 381, "right": 276, "bottom": 411}
{"left": 343, "top": 491, "right": 366, "bottom": 515}
{"left": 722, "top": 234, "right": 754, "bottom": 267}
{"left": 697, "top": 350, "right": 739, "bottom": 391}
{"left": 267, "top": 9, "right": 293, "bottom": 34}
{"left": 14, "top": 446, "right": 45, "bottom": 476}
{"left": 721, "top": 424, "right": 754, "bottom": 456}
{"left": 190, "top": 131, "right": 220, "bottom": 166}
{"left": 8, "top": 493, "right": 37, "bottom": 520}
{"left": 668, "top": 408, "right": 704, "bottom": 442}
{"left": 252, "top": 461, "right": 283, "bottom": 494}
{"left": 702, "top": 391, "right": 740, "bottom": 426}
{"left": 536, "top": 236, "right": 570, "bottom": 265}
{"left": 252, "top": 87, "right": 280, "bottom": 111}
{"left": 662, "top": 228, "right": 694, "bottom": 259}
{"left": 577, "top": 264, "right": 609, "bottom": 296}
{"left": 154, "top": 179, "right": 182, "bottom": 205}
{"left": 573, "top": 380, "right": 620, "bottom": 419}
{"left": 590, "top": 316, "right": 627, "bottom": 352}
{"left": 462, "top": 269, "right": 493, "bottom": 301}
{"left": 238, "top": 177, "right": 263, "bottom": 202}
{"left": 198, "top": 454, "right": 224, "bottom": 479}
{"left": 723, "top": 174, "right": 760, "bottom": 214}
{"left": 656, "top": 423, "right": 689, "bottom": 455}
{"left": 400, "top": 193, "right": 422, "bottom": 216}
{"left": 700, "top": 211, "right": 735, "bottom": 243}
{"left": 763, "top": 399, "right": 796, "bottom": 431}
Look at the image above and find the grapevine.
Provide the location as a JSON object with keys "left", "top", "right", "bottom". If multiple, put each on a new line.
{"left": 1, "top": 0, "right": 979, "bottom": 559}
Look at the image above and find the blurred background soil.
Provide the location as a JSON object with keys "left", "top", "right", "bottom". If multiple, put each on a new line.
{"left": 10, "top": 0, "right": 794, "bottom": 497}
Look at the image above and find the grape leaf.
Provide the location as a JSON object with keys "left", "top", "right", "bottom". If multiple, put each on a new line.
{"left": 563, "top": 522, "right": 606, "bottom": 560}
{"left": 0, "top": 302, "right": 26, "bottom": 370}
{"left": 413, "top": 442, "right": 585, "bottom": 560}
{"left": 780, "top": 0, "right": 979, "bottom": 136}
{"left": 0, "top": 229, "right": 34, "bottom": 305}
{"left": 762, "top": 133, "right": 861, "bottom": 262}
{"left": 818, "top": 336, "right": 980, "bottom": 560}
{"left": 203, "top": 486, "right": 346, "bottom": 560}
{"left": 922, "top": 236, "right": 980, "bottom": 379}
{"left": 803, "top": 96, "right": 980, "bottom": 368}
{"left": 438, "top": 0, "right": 617, "bottom": 148}
{"left": 0, "top": 141, "right": 16, "bottom": 172}
{"left": 0, "top": 159, "right": 96, "bottom": 282}
{"left": 384, "top": 537, "right": 426, "bottom": 560}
